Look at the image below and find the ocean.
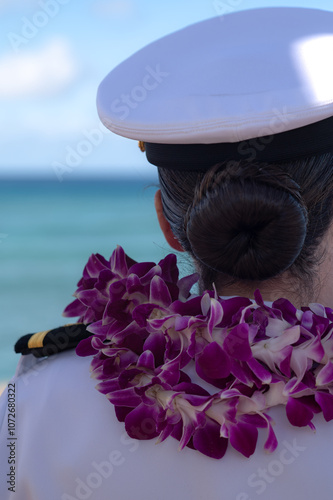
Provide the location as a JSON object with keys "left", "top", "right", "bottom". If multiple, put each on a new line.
{"left": 0, "top": 179, "right": 190, "bottom": 382}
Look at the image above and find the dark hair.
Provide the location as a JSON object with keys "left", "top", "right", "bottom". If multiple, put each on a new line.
{"left": 158, "top": 154, "right": 333, "bottom": 290}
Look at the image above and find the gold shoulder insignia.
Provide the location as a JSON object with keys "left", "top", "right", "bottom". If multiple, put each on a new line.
{"left": 14, "top": 323, "right": 92, "bottom": 358}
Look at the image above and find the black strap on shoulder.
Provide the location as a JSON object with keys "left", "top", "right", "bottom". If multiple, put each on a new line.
{"left": 14, "top": 323, "right": 92, "bottom": 358}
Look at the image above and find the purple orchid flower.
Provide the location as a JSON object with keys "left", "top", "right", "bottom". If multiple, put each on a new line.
{"left": 63, "top": 246, "right": 333, "bottom": 459}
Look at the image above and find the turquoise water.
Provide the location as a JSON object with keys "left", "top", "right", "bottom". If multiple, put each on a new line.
{"left": 0, "top": 179, "right": 188, "bottom": 381}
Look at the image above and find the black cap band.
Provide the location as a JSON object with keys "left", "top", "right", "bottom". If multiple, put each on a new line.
{"left": 145, "top": 116, "right": 333, "bottom": 170}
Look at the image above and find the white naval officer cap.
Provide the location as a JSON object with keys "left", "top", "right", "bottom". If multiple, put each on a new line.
{"left": 97, "top": 7, "right": 333, "bottom": 171}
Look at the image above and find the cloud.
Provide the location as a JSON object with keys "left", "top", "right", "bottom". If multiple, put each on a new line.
{"left": 0, "top": 38, "right": 78, "bottom": 98}
{"left": 0, "top": 76, "right": 103, "bottom": 145}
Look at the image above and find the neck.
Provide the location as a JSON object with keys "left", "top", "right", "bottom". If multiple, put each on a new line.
{"left": 215, "top": 244, "right": 333, "bottom": 309}
{"left": 205, "top": 263, "right": 333, "bottom": 310}
{"left": 216, "top": 277, "right": 309, "bottom": 309}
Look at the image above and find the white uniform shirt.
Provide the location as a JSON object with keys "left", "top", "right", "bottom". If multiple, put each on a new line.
{"left": 0, "top": 349, "right": 332, "bottom": 500}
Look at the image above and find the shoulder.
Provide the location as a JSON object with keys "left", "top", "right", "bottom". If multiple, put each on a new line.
{"left": 1, "top": 350, "right": 333, "bottom": 499}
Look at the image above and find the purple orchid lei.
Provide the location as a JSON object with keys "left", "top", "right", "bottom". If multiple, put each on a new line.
{"left": 63, "top": 246, "right": 333, "bottom": 460}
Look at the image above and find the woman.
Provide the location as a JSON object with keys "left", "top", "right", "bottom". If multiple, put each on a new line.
{"left": 1, "top": 6, "right": 333, "bottom": 500}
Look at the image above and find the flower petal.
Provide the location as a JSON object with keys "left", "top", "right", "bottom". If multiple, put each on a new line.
{"left": 229, "top": 422, "right": 258, "bottom": 458}
{"left": 286, "top": 397, "right": 314, "bottom": 427}
{"left": 196, "top": 342, "right": 231, "bottom": 379}
{"left": 315, "top": 391, "right": 333, "bottom": 421}
{"left": 316, "top": 361, "right": 333, "bottom": 386}
{"left": 224, "top": 324, "right": 252, "bottom": 361}
{"left": 193, "top": 418, "right": 228, "bottom": 459}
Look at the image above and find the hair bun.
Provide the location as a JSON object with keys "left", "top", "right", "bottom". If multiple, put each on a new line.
{"left": 185, "top": 163, "right": 308, "bottom": 281}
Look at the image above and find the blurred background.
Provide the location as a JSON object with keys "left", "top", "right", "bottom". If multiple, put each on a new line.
{"left": 0, "top": 0, "right": 332, "bottom": 382}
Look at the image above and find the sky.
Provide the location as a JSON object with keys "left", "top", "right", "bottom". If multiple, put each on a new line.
{"left": 0, "top": 0, "right": 332, "bottom": 180}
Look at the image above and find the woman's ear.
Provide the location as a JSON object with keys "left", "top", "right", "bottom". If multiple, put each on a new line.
{"left": 154, "top": 190, "right": 184, "bottom": 252}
